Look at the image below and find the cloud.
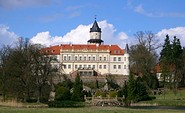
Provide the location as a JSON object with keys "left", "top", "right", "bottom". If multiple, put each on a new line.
{"left": 134, "top": 4, "right": 145, "bottom": 14}
{"left": 38, "top": 13, "right": 63, "bottom": 22}
{"left": 127, "top": 1, "right": 185, "bottom": 18}
{"left": 0, "top": 0, "right": 51, "bottom": 9}
{"left": 65, "top": 5, "right": 83, "bottom": 11}
{"left": 68, "top": 12, "right": 81, "bottom": 18}
{"left": 133, "top": 4, "right": 161, "bottom": 17}
{"left": 134, "top": 5, "right": 185, "bottom": 18}
{"left": 156, "top": 27, "right": 185, "bottom": 46}
{"left": 30, "top": 20, "right": 129, "bottom": 47}
{"left": 0, "top": 25, "right": 18, "bottom": 47}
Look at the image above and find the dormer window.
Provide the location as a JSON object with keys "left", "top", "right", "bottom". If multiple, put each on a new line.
{"left": 114, "top": 50, "right": 117, "bottom": 54}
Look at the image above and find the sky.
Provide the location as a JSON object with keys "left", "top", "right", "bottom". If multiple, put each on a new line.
{"left": 0, "top": 0, "right": 185, "bottom": 49}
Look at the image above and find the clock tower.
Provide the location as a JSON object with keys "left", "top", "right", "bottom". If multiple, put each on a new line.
{"left": 87, "top": 19, "right": 104, "bottom": 45}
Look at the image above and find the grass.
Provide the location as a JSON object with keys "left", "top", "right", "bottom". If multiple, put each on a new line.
{"left": 1, "top": 89, "right": 185, "bottom": 113}
{"left": 138, "top": 89, "right": 185, "bottom": 106}
{"left": 0, "top": 106, "right": 185, "bottom": 113}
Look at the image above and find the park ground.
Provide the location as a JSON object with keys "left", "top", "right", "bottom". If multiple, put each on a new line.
{"left": 0, "top": 106, "right": 185, "bottom": 113}
{"left": 0, "top": 89, "right": 185, "bottom": 113}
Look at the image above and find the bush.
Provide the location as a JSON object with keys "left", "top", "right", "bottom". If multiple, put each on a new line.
{"left": 48, "top": 101, "right": 85, "bottom": 108}
{"left": 149, "top": 96, "right": 156, "bottom": 100}
{"left": 109, "top": 91, "right": 118, "bottom": 97}
{"left": 95, "top": 90, "right": 106, "bottom": 97}
{"left": 25, "top": 98, "right": 37, "bottom": 103}
{"left": 83, "top": 81, "right": 105, "bottom": 89}
{"left": 55, "top": 86, "right": 71, "bottom": 101}
{"left": 82, "top": 90, "right": 92, "bottom": 97}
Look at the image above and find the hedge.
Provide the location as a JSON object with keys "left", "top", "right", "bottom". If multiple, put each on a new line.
{"left": 48, "top": 101, "right": 85, "bottom": 108}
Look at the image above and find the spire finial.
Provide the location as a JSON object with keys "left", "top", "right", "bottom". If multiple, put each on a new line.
{"left": 94, "top": 15, "right": 97, "bottom": 20}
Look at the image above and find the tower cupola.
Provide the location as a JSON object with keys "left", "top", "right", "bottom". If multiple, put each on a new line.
{"left": 88, "top": 18, "right": 104, "bottom": 45}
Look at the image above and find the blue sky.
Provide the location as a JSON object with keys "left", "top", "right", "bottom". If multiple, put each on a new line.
{"left": 0, "top": 0, "right": 185, "bottom": 47}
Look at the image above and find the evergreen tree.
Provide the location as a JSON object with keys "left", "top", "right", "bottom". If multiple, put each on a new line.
{"left": 71, "top": 75, "right": 83, "bottom": 101}
{"left": 171, "top": 37, "right": 183, "bottom": 94}
{"left": 123, "top": 81, "right": 129, "bottom": 106}
{"left": 55, "top": 84, "right": 71, "bottom": 101}
{"left": 135, "top": 77, "right": 149, "bottom": 101}
{"left": 160, "top": 35, "right": 183, "bottom": 91}
{"left": 127, "top": 73, "right": 136, "bottom": 102}
{"left": 160, "top": 35, "right": 173, "bottom": 88}
{"left": 127, "top": 73, "right": 150, "bottom": 103}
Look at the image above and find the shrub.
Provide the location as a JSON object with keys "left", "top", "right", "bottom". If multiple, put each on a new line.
{"left": 109, "top": 91, "right": 118, "bottom": 97}
{"left": 55, "top": 86, "right": 71, "bottom": 101}
{"left": 95, "top": 90, "right": 106, "bottom": 97}
{"left": 48, "top": 101, "right": 85, "bottom": 108}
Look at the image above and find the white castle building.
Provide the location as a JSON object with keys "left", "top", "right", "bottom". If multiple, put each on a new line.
{"left": 42, "top": 20, "right": 130, "bottom": 76}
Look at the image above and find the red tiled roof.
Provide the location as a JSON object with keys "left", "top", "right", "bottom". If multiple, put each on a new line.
{"left": 109, "top": 45, "right": 125, "bottom": 55}
{"left": 61, "top": 44, "right": 125, "bottom": 55}
{"left": 154, "top": 63, "right": 175, "bottom": 73}
{"left": 41, "top": 45, "right": 61, "bottom": 55}
{"left": 42, "top": 44, "right": 125, "bottom": 55}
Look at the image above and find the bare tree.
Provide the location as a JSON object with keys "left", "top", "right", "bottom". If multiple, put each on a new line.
{"left": 130, "top": 31, "right": 159, "bottom": 89}
{"left": 0, "top": 45, "right": 11, "bottom": 101}
{"left": 134, "top": 31, "right": 161, "bottom": 52}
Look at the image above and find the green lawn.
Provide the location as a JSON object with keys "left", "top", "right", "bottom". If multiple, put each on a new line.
{"left": 138, "top": 89, "right": 185, "bottom": 106}
{"left": 0, "top": 106, "right": 184, "bottom": 113}
{"left": 1, "top": 90, "right": 185, "bottom": 113}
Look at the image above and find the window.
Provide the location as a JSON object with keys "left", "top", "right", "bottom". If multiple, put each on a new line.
{"left": 118, "top": 65, "right": 121, "bottom": 69}
{"left": 52, "top": 55, "right": 57, "bottom": 60}
{"left": 99, "top": 65, "right": 102, "bottom": 69}
{"left": 113, "top": 57, "right": 116, "bottom": 61}
{"left": 88, "top": 56, "right": 91, "bottom": 61}
{"left": 88, "top": 65, "right": 91, "bottom": 68}
{"left": 104, "top": 65, "right": 106, "bottom": 69}
{"left": 68, "top": 56, "right": 71, "bottom": 60}
{"left": 124, "top": 57, "right": 126, "bottom": 61}
{"left": 75, "top": 56, "right": 77, "bottom": 60}
{"left": 68, "top": 65, "right": 71, "bottom": 69}
{"left": 53, "top": 64, "right": 58, "bottom": 69}
{"left": 113, "top": 65, "right": 116, "bottom": 69}
{"left": 63, "top": 65, "right": 66, "bottom": 69}
{"left": 118, "top": 57, "right": 121, "bottom": 61}
{"left": 75, "top": 65, "right": 78, "bottom": 69}
{"left": 99, "top": 57, "right": 102, "bottom": 61}
{"left": 64, "top": 56, "right": 67, "bottom": 60}
{"left": 79, "top": 65, "right": 82, "bottom": 68}
{"left": 124, "top": 65, "right": 126, "bottom": 69}
{"left": 93, "top": 57, "right": 95, "bottom": 61}
{"left": 104, "top": 57, "right": 106, "bottom": 61}
{"left": 84, "top": 65, "right": 87, "bottom": 68}
{"left": 89, "top": 72, "right": 92, "bottom": 75}
{"left": 79, "top": 56, "right": 82, "bottom": 60}
{"left": 84, "top": 56, "right": 86, "bottom": 61}
{"left": 93, "top": 65, "right": 95, "bottom": 69}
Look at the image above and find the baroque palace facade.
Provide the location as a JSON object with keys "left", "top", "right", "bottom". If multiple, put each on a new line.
{"left": 42, "top": 20, "right": 130, "bottom": 76}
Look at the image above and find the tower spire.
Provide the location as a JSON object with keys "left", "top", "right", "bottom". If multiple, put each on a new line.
{"left": 125, "top": 43, "right": 129, "bottom": 53}
{"left": 87, "top": 17, "right": 104, "bottom": 45}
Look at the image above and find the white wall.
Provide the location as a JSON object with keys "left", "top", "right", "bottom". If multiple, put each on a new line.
{"left": 59, "top": 49, "right": 129, "bottom": 75}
